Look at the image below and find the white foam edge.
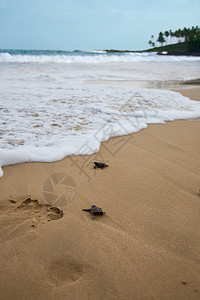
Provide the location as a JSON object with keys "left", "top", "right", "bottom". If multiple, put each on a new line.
{"left": 1, "top": 105, "right": 200, "bottom": 177}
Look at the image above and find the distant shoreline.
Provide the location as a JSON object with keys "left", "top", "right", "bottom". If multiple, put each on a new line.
{"left": 104, "top": 39, "right": 200, "bottom": 56}
{"left": 1, "top": 46, "right": 200, "bottom": 56}
{"left": 104, "top": 49, "right": 200, "bottom": 56}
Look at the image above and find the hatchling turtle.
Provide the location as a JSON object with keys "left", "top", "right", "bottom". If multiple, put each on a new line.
{"left": 83, "top": 205, "right": 105, "bottom": 215}
{"left": 94, "top": 162, "right": 108, "bottom": 169}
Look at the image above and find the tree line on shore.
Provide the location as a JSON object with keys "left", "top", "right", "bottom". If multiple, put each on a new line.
{"left": 148, "top": 26, "right": 200, "bottom": 47}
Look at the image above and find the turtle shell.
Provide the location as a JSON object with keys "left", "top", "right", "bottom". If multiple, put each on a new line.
{"left": 90, "top": 205, "right": 104, "bottom": 215}
{"left": 94, "top": 162, "right": 107, "bottom": 168}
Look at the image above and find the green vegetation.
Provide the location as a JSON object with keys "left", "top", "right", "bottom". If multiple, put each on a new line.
{"left": 147, "top": 26, "right": 200, "bottom": 55}
{"left": 144, "top": 38, "right": 200, "bottom": 56}
{"left": 105, "top": 26, "right": 200, "bottom": 55}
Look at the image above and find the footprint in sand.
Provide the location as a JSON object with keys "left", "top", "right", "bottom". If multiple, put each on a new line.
{"left": 0, "top": 197, "right": 64, "bottom": 241}
{"left": 17, "top": 197, "right": 64, "bottom": 225}
{"left": 48, "top": 257, "right": 83, "bottom": 286}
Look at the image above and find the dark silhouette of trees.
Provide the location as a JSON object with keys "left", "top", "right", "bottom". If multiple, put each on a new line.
{"left": 149, "top": 26, "right": 200, "bottom": 47}
{"left": 157, "top": 32, "right": 165, "bottom": 46}
{"left": 164, "top": 30, "right": 169, "bottom": 42}
{"left": 148, "top": 40, "right": 155, "bottom": 48}
{"left": 148, "top": 40, "right": 152, "bottom": 47}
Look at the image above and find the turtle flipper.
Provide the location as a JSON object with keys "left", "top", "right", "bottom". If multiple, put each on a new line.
{"left": 83, "top": 205, "right": 105, "bottom": 215}
{"left": 94, "top": 162, "right": 108, "bottom": 169}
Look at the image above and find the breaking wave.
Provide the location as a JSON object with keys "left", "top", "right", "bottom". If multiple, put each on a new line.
{"left": 0, "top": 50, "right": 200, "bottom": 63}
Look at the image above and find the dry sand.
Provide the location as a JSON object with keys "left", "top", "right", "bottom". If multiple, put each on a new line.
{"left": 0, "top": 88, "right": 200, "bottom": 300}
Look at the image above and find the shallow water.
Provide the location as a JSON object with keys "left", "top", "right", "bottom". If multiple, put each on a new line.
{"left": 0, "top": 50, "right": 200, "bottom": 176}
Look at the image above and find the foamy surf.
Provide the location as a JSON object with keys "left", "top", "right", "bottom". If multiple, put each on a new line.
{"left": 1, "top": 85, "right": 200, "bottom": 177}
{"left": 1, "top": 50, "right": 200, "bottom": 63}
{"left": 0, "top": 49, "right": 200, "bottom": 176}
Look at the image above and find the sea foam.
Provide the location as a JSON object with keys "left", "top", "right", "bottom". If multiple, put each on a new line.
{"left": 0, "top": 51, "right": 200, "bottom": 63}
{"left": 0, "top": 50, "right": 200, "bottom": 176}
{"left": 1, "top": 84, "right": 200, "bottom": 177}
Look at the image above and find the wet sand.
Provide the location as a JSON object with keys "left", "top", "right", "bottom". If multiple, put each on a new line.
{"left": 0, "top": 88, "right": 200, "bottom": 300}
{"left": 172, "top": 87, "right": 200, "bottom": 101}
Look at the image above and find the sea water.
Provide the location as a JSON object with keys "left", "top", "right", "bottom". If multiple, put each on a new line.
{"left": 0, "top": 50, "right": 200, "bottom": 176}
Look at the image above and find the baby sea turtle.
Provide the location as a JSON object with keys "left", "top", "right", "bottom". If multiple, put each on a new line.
{"left": 94, "top": 162, "right": 108, "bottom": 169}
{"left": 83, "top": 205, "right": 105, "bottom": 215}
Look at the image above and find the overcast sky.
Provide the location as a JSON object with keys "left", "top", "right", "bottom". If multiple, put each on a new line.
{"left": 0, "top": 0, "right": 200, "bottom": 51}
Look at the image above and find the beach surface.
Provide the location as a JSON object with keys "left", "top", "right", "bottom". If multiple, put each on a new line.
{"left": 0, "top": 88, "right": 200, "bottom": 300}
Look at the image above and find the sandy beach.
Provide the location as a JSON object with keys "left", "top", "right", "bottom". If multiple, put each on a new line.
{"left": 0, "top": 87, "right": 200, "bottom": 300}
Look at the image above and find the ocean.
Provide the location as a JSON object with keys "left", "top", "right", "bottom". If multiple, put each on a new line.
{"left": 0, "top": 49, "right": 200, "bottom": 176}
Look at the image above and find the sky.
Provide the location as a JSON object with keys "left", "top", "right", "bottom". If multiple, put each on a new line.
{"left": 0, "top": 0, "right": 200, "bottom": 51}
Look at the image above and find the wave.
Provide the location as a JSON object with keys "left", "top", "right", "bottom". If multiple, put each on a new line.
{"left": 0, "top": 51, "right": 200, "bottom": 63}
{"left": 1, "top": 87, "right": 200, "bottom": 177}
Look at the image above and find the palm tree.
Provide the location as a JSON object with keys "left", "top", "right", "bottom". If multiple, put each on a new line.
{"left": 196, "top": 26, "right": 200, "bottom": 38}
{"left": 157, "top": 32, "right": 165, "bottom": 46}
{"left": 178, "top": 29, "right": 182, "bottom": 42}
{"left": 149, "top": 25, "right": 199, "bottom": 50}
{"left": 148, "top": 40, "right": 153, "bottom": 48}
{"left": 169, "top": 29, "right": 173, "bottom": 44}
{"left": 180, "top": 29, "right": 185, "bottom": 42}
{"left": 174, "top": 30, "right": 178, "bottom": 41}
{"left": 183, "top": 27, "right": 189, "bottom": 42}
{"left": 164, "top": 31, "right": 169, "bottom": 44}
{"left": 148, "top": 35, "right": 155, "bottom": 48}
